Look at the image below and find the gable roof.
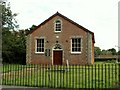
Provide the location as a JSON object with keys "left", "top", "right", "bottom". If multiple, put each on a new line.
{"left": 27, "top": 12, "right": 95, "bottom": 43}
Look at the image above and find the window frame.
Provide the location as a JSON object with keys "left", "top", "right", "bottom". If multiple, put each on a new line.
{"left": 35, "top": 37, "right": 45, "bottom": 54}
{"left": 54, "top": 19, "right": 62, "bottom": 33}
{"left": 71, "top": 37, "right": 82, "bottom": 54}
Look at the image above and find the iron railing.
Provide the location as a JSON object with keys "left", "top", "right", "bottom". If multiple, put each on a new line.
{"left": 2, "top": 63, "right": 120, "bottom": 89}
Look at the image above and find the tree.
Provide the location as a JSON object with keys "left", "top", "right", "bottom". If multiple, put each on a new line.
{"left": 118, "top": 50, "right": 120, "bottom": 55}
{"left": 1, "top": 1, "right": 18, "bottom": 29}
{"left": 29, "top": 24, "right": 37, "bottom": 31}
{"left": 108, "top": 48, "right": 116, "bottom": 55}
{"left": 94, "top": 46, "right": 101, "bottom": 57}
{"left": 2, "top": 29, "right": 26, "bottom": 64}
{"left": 11, "top": 30, "right": 26, "bottom": 64}
{"left": 2, "top": 1, "right": 26, "bottom": 64}
{"left": 23, "top": 25, "right": 37, "bottom": 35}
{"left": 101, "top": 49, "right": 112, "bottom": 55}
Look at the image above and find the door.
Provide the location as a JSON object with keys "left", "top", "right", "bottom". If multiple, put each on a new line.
{"left": 53, "top": 51, "right": 62, "bottom": 65}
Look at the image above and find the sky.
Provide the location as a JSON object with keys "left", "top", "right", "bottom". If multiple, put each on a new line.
{"left": 7, "top": 0, "right": 119, "bottom": 51}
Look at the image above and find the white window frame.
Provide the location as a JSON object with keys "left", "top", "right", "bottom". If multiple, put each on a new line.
{"left": 71, "top": 37, "right": 82, "bottom": 54}
{"left": 35, "top": 37, "right": 45, "bottom": 54}
{"left": 54, "top": 19, "right": 62, "bottom": 33}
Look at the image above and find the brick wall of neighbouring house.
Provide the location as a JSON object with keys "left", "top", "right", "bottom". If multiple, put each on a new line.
{"left": 26, "top": 15, "right": 94, "bottom": 65}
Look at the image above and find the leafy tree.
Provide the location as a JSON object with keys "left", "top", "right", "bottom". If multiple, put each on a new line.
{"left": 108, "top": 48, "right": 116, "bottom": 55}
{"left": 2, "top": 30, "right": 26, "bottom": 64}
{"left": 11, "top": 30, "right": 26, "bottom": 64}
{"left": 2, "top": 1, "right": 26, "bottom": 64}
{"left": 23, "top": 25, "right": 37, "bottom": 35}
{"left": 1, "top": 2, "right": 18, "bottom": 29}
{"left": 118, "top": 50, "right": 120, "bottom": 55}
{"left": 29, "top": 24, "right": 37, "bottom": 31}
{"left": 101, "top": 49, "right": 112, "bottom": 55}
{"left": 101, "top": 49, "right": 106, "bottom": 55}
{"left": 94, "top": 46, "right": 101, "bottom": 57}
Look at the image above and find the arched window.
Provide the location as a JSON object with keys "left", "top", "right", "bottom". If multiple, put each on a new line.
{"left": 55, "top": 20, "right": 62, "bottom": 32}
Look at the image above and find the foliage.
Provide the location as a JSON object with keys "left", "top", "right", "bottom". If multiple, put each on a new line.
{"left": 94, "top": 46, "right": 101, "bottom": 57}
{"left": 2, "top": 1, "right": 26, "bottom": 64}
{"left": 108, "top": 48, "right": 117, "bottom": 55}
{"left": 94, "top": 46, "right": 118, "bottom": 56}
{"left": 29, "top": 24, "right": 37, "bottom": 31}
{"left": 101, "top": 49, "right": 112, "bottom": 55}
{"left": 117, "top": 50, "right": 120, "bottom": 55}
{"left": 1, "top": 2, "right": 19, "bottom": 29}
{"left": 2, "top": 29, "right": 26, "bottom": 64}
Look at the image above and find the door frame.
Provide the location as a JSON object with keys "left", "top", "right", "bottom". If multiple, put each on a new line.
{"left": 52, "top": 43, "right": 64, "bottom": 65}
{"left": 52, "top": 50, "right": 63, "bottom": 65}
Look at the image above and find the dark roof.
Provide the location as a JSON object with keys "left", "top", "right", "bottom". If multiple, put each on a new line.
{"left": 27, "top": 12, "right": 95, "bottom": 43}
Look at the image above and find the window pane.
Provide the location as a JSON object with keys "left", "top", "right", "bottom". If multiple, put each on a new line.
{"left": 39, "top": 48, "right": 42, "bottom": 52}
{"left": 78, "top": 43, "right": 80, "bottom": 47}
{"left": 72, "top": 44, "right": 74, "bottom": 47}
{"left": 72, "top": 48, "right": 74, "bottom": 52}
{"left": 75, "top": 44, "right": 77, "bottom": 47}
{"left": 78, "top": 39, "right": 81, "bottom": 43}
{"left": 75, "top": 39, "right": 77, "bottom": 43}
{"left": 42, "top": 48, "right": 44, "bottom": 52}
{"left": 72, "top": 39, "right": 74, "bottom": 43}
{"left": 41, "top": 43, "right": 44, "bottom": 47}
{"left": 56, "top": 29, "right": 61, "bottom": 31}
{"left": 78, "top": 48, "right": 81, "bottom": 51}
{"left": 75, "top": 48, "right": 78, "bottom": 51}
{"left": 37, "top": 39, "right": 40, "bottom": 43}
{"left": 56, "top": 24, "right": 60, "bottom": 26}
{"left": 56, "top": 20, "right": 60, "bottom": 23}
{"left": 37, "top": 48, "right": 40, "bottom": 52}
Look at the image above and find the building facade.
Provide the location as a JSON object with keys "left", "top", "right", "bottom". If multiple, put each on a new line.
{"left": 26, "top": 12, "right": 95, "bottom": 65}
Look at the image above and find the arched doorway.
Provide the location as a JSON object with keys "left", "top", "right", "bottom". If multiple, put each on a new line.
{"left": 52, "top": 43, "right": 63, "bottom": 65}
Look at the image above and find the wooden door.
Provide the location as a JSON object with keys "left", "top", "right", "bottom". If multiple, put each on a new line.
{"left": 53, "top": 51, "right": 62, "bottom": 65}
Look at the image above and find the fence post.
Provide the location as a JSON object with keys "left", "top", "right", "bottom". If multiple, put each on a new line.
{"left": 118, "top": 63, "right": 120, "bottom": 87}
{"left": 66, "top": 60, "right": 69, "bottom": 72}
{"left": 48, "top": 66, "right": 51, "bottom": 87}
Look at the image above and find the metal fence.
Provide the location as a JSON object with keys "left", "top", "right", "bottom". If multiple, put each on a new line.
{"left": 2, "top": 63, "right": 120, "bottom": 89}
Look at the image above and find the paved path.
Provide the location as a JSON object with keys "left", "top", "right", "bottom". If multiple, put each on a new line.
{"left": 2, "top": 85, "right": 117, "bottom": 90}
{"left": 1, "top": 85, "right": 120, "bottom": 90}
{"left": 1, "top": 86, "right": 72, "bottom": 90}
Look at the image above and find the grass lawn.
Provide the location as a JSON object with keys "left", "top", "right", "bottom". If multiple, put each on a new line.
{"left": 2, "top": 63, "right": 120, "bottom": 88}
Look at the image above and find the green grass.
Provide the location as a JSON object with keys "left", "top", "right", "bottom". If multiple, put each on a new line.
{"left": 2, "top": 63, "right": 120, "bottom": 88}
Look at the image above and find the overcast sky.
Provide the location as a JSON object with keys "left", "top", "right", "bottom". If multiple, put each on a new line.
{"left": 8, "top": 0, "right": 119, "bottom": 50}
